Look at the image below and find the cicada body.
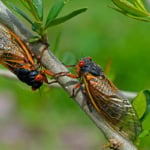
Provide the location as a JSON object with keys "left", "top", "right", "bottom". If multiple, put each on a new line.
{"left": 0, "top": 24, "right": 53, "bottom": 90}
{"left": 67, "top": 57, "right": 142, "bottom": 140}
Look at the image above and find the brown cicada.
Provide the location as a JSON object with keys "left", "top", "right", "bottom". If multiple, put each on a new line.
{"left": 0, "top": 23, "right": 54, "bottom": 90}
{"left": 64, "top": 57, "right": 142, "bottom": 140}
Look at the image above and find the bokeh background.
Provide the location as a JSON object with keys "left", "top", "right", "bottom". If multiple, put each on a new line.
{"left": 0, "top": 0, "right": 150, "bottom": 150}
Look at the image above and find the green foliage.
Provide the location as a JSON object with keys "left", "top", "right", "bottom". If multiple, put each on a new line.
{"left": 132, "top": 90, "right": 150, "bottom": 144}
{"left": 8, "top": 3, "right": 34, "bottom": 25}
{"left": 132, "top": 91, "right": 147, "bottom": 119}
{"left": 3, "top": 0, "right": 87, "bottom": 43}
{"left": 46, "top": 8, "right": 87, "bottom": 28}
{"left": 111, "top": 0, "right": 150, "bottom": 22}
{"left": 45, "top": 0, "right": 68, "bottom": 28}
{"left": 138, "top": 129, "right": 150, "bottom": 139}
{"left": 32, "top": 0, "right": 43, "bottom": 21}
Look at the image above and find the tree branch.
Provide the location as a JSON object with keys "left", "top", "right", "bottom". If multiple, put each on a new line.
{"left": 0, "top": 69, "right": 137, "bottom": 99}
{"left": 0, "top": 1, "right": 138, "bottom": 150}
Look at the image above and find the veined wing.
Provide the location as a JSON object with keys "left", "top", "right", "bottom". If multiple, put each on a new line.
{"left": 0, "top": 24, "right": 34, "bottom": 70}
{"left": 83, "top": 73, "right": 142, "bottom": 140}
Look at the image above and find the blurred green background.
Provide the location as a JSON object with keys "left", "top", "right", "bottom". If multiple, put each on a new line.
{"left": 0, "top": 0, "right": 150, "bottom": 150}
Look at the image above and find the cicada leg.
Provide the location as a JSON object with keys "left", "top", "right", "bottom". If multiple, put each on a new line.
{"left": 102, "top": 138, "right": 122, "bottom": 150}
{"left": 42, "top": 69, "right": 54, "bottom": 77}
{"left": 36, "top": 43, "right": 49, "bottom": 63}
{"left": 52, "top": 71, "right": 82, "bottom": 97}
{"left": 82, "top": 89, "right": 93, "bottom": 112}
{"left": 47, "top": 80, "right": 58, "bottom": 84}
{"left": 40, "top": 69, "right": 55, "bottom": 84}
{"left": 65, "top": 64, "right": 76, "bottom": 67}
{"left": 54, "top": 72, "right": 79, "bottom": 79}
{"left": 71, "top": 82, "right": 82, "bottom": 97}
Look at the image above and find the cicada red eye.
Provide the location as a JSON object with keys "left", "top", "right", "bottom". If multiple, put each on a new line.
{"left": 35, "top": 74, "right": 43, "bottom": 81}
{"left": 78, "top": 60, "right": 85, "bottom": 67}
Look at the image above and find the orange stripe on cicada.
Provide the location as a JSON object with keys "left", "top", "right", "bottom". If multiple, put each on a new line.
{"left": 0, "top": 23, "right": 54, "bottom": 90}
{"left": 59, "top": 57, "right": 142, "bottom": 141}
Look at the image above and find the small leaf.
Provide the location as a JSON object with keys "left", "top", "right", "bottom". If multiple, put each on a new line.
{"left": 46, "top": 8, "right": 87, "bottom": 28}
{"left": 29, "top": 35, "right": 41, "bottom": 43}
{"left": 7, "top": 2, "right": 34, "bottom": 25}
{"left": 132, "top": 91, "right": 147, "bottom": 119}
{"left": 133, "top": 0, "right": 147, "bottom": 11}
{"left": 138, "top": 129, "right": 150, "bottom": 139}
{"left": 136, "top": 129, "right": 150, "bottom": 145}
{"left": 126, "top": 14, "right": 150, "bottom": 22}
{"left": 110, "top": 6, "right": 150, "bottom": 22}
{"left": 32, "top": 22, "right": 41, "bottom": 33}
{"left": 141, "top": 90, "right": 150, "bottom": 121}
{"left": 32, "top": 0, "right": 43, "bottom": 21}
{"left": 20, "top": 0, "right": 31, "bottom": 11}
{"left": 53, "top": 31, "right": 62, "bottom": 52}
{"left": 45, "top": 0, "right": 69, "bottom": 28}
{"left": 112, "top": 0, "right": 150, "bottom": 17}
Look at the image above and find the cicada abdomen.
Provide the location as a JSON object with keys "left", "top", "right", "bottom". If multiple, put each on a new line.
{"left": 0, "top": 24, "right": 53, "bottom": 90}
{"left": 67, "top": 57, "right": 142, "bottom": 140}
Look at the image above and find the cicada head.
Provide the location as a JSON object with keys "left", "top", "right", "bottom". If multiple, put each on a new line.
{"left": 76, "top": 57, "right": 104, "bottom": 77}
{"left": 29, "top": 70, "right": 44, "bottom": 90}
{"left": 14, "top": 68, "right": 43, "bottom": 90}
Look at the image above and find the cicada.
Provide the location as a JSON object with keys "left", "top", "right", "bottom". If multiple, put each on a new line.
{"left": 64, "top": 57, "right": 142, "bottom": 140}
{"left": 0, "top": 24, "right": 54, "bottom": 90}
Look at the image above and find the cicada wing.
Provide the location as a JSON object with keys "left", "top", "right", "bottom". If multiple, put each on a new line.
{"left": 83, "top": 74, "right": 141, "bottom": 140}
{"left": 110, "top": 92, "right": 142, "bottom": 140}
{"left": 0, "top": 24, "right": 34, "bottom": 70}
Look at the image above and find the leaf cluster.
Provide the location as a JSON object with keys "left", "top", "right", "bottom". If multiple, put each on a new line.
{"left": 111, "top": 0, "right": 150, "bottom": 22}
{"left": 3, "top": 0, "right": 87, "bottom": 42}
{"left": 132, "top": 90, "right": 150, "bottom": 144}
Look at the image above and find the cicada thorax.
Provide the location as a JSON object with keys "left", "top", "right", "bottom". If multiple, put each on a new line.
{"left": 68, "top": 57, "right": 142, "bottom": 140}
{"left": 0, "top": 24, "right": 49, "bottom": 90}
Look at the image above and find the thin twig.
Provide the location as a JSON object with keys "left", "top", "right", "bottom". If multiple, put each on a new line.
{"left": 0, "top": 1, "right": 138, "bottom": 150}
{"left": 0, "top": 70, "right": 17, "bottom": 79}
{"left": 121, "top": 91, "right": 137, "bottom": 100}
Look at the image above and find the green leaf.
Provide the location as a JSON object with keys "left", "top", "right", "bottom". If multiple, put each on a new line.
{"left": 131, "top": 89, "right": 150, "bottom": 144}
{"left": 29, "top": 35, "right": 41, "bottom": 43}
{"left": 112, "top": 0, "right": 150, "bottom": 17}
{"left": 135, "top": 90, "right": 150, "bottom": 141}
{"left": 46, "top": 8, "right": 87, "bottom": 28}
{"left": 141, "top": 90, "right": 150, "bottom": 120}
{"left": 110, "top": 6, "right": 150, "bottom": 22}
{"left": 45, "top": 0, "right": 69, "bottom": 28}
{"left": 125, "top": 14, "right": 150, "bottom": 22}
{"left": 32, "top": 22, "right": 41, "bottom": 33}
{"left": 7, "top": 3, "right": 34, "bottom": 25}
{"left": 138, "top": 129, "right": 150, "bottom": 139}
{"left": 32, "top": 0, "right": 43, "bottom": 21}
{"left": 132, "top": 91, "right": 147, "bottom": 119}
{"left": 136, "top": 129, "right": 150, "bottom": 145}
{"left": 20, "top": 0, "right": 31, "bottom": 11}
{"left": 133, "top": 0, "right": 147, "bottom": 11}
{"left": 53, "top": 30, "right": 62, "bottom": 53}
